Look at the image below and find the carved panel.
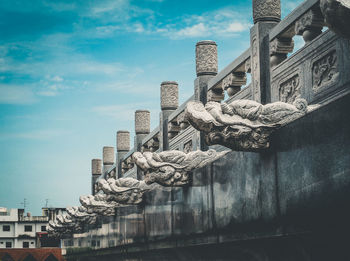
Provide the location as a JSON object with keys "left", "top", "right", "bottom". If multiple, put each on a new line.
{"left": 312, "top": 50, "right": 339, "bottom": 92}
{"left": 279, "top": 74, "right": 301, "bottom": 103}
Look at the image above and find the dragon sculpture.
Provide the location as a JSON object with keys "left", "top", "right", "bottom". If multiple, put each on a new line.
{"left": 132, "top": 149, "right": 229, "bottom": 186}
{"left": 185, "top": 98, "right": 316, "bottom": 151}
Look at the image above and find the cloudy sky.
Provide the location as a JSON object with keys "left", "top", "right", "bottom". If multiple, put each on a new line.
{"left": 0, "top": 0, "right": 303, "bottom": 215}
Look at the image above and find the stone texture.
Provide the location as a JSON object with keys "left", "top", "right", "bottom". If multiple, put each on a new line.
{"left": 185, "top": 98, "right": 315, "bottom": 151}
{"left": 135, "top": 110, "right": 150, "bottom": 134}
{"left": 117, "top": 131, "right": 130, "bottom": 152}
{"left": 196, "top": 41, "right": 218, "bottom": 76}
{"left": 132, "top": 149, "right": 228, "bottom": 186}
{"left": 295, "top": 8, "right": 324, "bottom": 44}
{"left": 253, "top": 0, "right": 281, "bottom": 24}
{"left": 320, "top": 0, "right": 350, "bottom": 39}
{"left": 160, "top": 81, "right": 178, "bottom": 110}
{"left": 103, "top": 146, "right": 114, "bottom": 165}
{"left": 91, "top": 159, "right": 102, "bottom": 175}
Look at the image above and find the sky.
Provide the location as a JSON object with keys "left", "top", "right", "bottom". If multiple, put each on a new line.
{"left": 0, "top": 0, "right": 304, "bottom": 215}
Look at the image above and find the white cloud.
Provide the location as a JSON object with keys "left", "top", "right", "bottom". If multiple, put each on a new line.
{"left": 0, "top": 85, "right": 37, "bottom": 105}
{"left": 175, "top": 23, "right": 208, "bottom": 37}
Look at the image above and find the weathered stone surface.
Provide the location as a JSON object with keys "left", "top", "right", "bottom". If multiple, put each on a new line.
{"left": 320, "top": 0, "right": 350, "bottom": 39}
{"left": 135, "top": 110, "right": 150, "bottom": 134}
{"left": 185, "top": 99, "right": 315, "bottom": 151}
{"left": 295, "top": 8, "right": 324, "bottom": 44}
{"left": 103, "top": 146, "right": 114, "bottom": 164}
{"left": 312, "top": 49, "right": 339, "bottom": 93}
{"left": 97, "top": 177, "right": 149, "bottom": 205}
{"left": 117, "top": 131, "right": 130, "bottom": 151}
{"left": 161, "top": 81, "right": 178, "bottom": 110}
{"left": 196, "top": 41, "right": 218, "bottom": 76}
{"left": 253, "top": 0, "right": 281, "bottom": 23}
{"left": 132, "top": 150, "right": 228, "bottom": 186}
{"left": 91, "top": 159, "right": 102, "bottom": 175}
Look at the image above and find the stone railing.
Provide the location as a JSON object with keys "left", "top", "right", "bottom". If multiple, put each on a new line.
{"left": 57, "top": 0, "right": 350, "bottom": 258}
{"left": 207, "top": 48, "right": 251, "bottom": 102}
{"left": 120, "top": 149, "right": 135, "bottom": 178}
{"left": 269, "top": 0, "right": 350, "bottom": 105}
{"left": 141, "top": 127, "right": 160, "bottom": 153}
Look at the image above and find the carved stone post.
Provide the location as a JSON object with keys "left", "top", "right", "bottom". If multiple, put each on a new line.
{"left": 135, "top": 110, "right": 150, "bottom": 152}
{"left": 251, "top": 0, "right": 281, "bottom": 103}
{"left": 103, "top": 146, "right": 114, "bottom": 175}
{"left": 91, "top": 159, "right": 102, "bottom": 195}
{"left": 135, "top": 110, "right": 150, "bottom": 180}
{"left": 159, "top": 81, "right": 179, "bottom": 150}
{"left": 270, "top": 38, "right": 294, "bottom": 68}
{"left": 195, "top": 40, "right": 218, "bottom": 150}
{"left": 116, "top": 130, "right": 130, "bottom": 178}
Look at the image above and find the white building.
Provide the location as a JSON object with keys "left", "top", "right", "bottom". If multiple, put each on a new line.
{"left": 0, "top": 207, "right": 65, "bottom": 249}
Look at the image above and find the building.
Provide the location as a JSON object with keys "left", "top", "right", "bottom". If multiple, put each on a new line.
{"left": 0, "top": 207, "right": 65, "bottom": 249}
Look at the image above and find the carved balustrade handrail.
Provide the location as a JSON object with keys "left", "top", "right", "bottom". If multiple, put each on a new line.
{"left": 141, "top": 126, "right": 160, "bottom": 152}
{"left": 269, "top": 0, "right": 327, "bottom": 68}
{"left": 120, "top": 148, "right": 136, "bottom": 175}
{"left": 207, "top": 48, "right": 250, "bottom": 91}
{"left": 99, "top": 165, "right": 117, "bottom": 180}
{"left": 167, "top": 95, "right": 194, "bottom": 123}
{"left": 269, "top": 0, "right": 319, "bottom": 41}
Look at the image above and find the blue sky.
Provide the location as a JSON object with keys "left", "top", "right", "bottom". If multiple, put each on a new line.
{"left": 0, "top": 0, "right": 303, "bottom": 215}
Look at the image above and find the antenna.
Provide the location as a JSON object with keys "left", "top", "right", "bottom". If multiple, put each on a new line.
{"left": 20, "top": 198, "right": 28, "bottom": 212}
{"left": 45, "top": 199, "right": 49, "bottom": 208}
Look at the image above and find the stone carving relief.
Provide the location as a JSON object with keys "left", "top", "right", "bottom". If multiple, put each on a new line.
{"left": 79, "top": 193, "right": 125, "bottom": 217}
{"left": 47, "top": 206, "right": 97, "bottom": 238}
{"left": 132, "top": 150, "right": 228, "bottom": 186}
{"left": 97, "top": 177, "right": 149, "bottom": 205}
{"left": 196, "top": 41, "right": 218, "bottom": 76}
{"left": 185, "top": 98, "right": 316, "bottom": 151}
{"left": 312, "top": 50, "right": 339, "bottom": 92}
{"left": 279, "top": 74, "right": 301, "bottom": 103}
{"left": 320, "top": 0, "right": 350, "bottom": 39}
{"left": 253, "top": 0, "right": 281, "bottom": 23}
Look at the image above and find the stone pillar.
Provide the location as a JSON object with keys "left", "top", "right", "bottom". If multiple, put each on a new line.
{"left": 134, "top": 110, "right": 150, "bottom": 152}
{"left": 159, "top": 81, "right": 178, "bottom": 151}
{"left": 103, "top": 146, "right": 114, "bottom": 174}
{"left": 91, "top": 159, "right": 102, "bottom": 195}
{"left": 116, "top": 130, "right": 130, "bottom": 178}
{"left": 251, "top": 0, "right": 281, "bottom": 103}
{"left": 195, "top": 40, "right": 218, "bottom": 150}
{"left": 135, "top": 110, "right": 150, "bottom": 180}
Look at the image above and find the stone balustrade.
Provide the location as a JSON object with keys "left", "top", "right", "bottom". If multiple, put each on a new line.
{"left": 59, "top": 1, "right": 350, "bottom": 259}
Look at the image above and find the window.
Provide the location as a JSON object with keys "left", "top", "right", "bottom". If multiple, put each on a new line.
{"left": 23, "top": 241, "right": 29, "bottom": 248}
{"left": 24, "top": 225, "right": 32, "bottom": 232}
{"left": 41, "top": 226, "right": 46, "bottom": 231}
{"left": 3, "top": 225, "right": 10, "bottom": 231}
{"left": 6, "top": 241, "right": 12, "bottom": 248}
{"left": 30, "top": 242, "right": 34, "bottom": 244}
{"left": 91, "top": 240, "right": 96, "bottom": 247}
